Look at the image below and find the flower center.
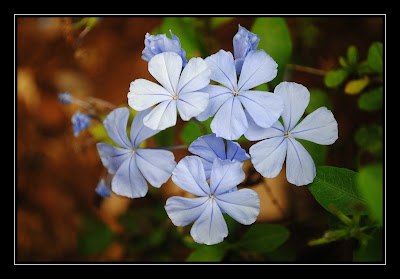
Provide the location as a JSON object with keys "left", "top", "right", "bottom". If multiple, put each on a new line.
{"left": 172, "top": 93, "right": 179, "bottom": 100}
{"left": 284, "top": 131, "right": 291, "bottom": 138}
{"left": 232, "top": 89, "right": 240, "bottom": 97}
{"left": 208, "top": 193, "right": 216, "bottom": 200}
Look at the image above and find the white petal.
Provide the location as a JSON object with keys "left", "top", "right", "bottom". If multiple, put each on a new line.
{"left": 237, "top": 50, "right": 278, "bottom": 91}
{"left": 128, "top": 79, "right": 172, "bottom": 111}
{"left": 176, "top": 92, "right": 209, "bottom": 121}
{"left": 290, "top": 107, "right": 338, "bottom": 145}
{"left": 148, "top": 52, "right": 182, "bottom": 94}
{"left": 165, "top": 196, "right": 209, "bottom": 226}
{"left": 274, "top": 81, "right": 310, "bottom": 131}
{"left": 176, "top": 57, "right": 211, "bottom": 94}
{"left": 205, "top": 49, "right": 237, "bottom": 90}
{"left": 286, "top": 138, "right": 316, "bottom": 186}
{"left": 143, "top": 100, "right": 177, "bottom": 130}
{"left": 244, "top": 109, "right": 285, "bottom": 141}
{"left": 249, "top": 137, "right": 288, "bottom": 179}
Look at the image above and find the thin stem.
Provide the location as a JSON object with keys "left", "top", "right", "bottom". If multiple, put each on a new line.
{"left": 87, "top": 96, "right": 117, "bottom": 110}
{"left": 146, "top": 144, "right": 187, "bottom": 151}
{"left": 286, "top": 64, "right": 328, "bottom": 76}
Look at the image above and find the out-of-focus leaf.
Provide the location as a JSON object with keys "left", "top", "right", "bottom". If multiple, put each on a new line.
{"left": 89, "top": 123, "right": 114, "bottom": 145}
{"left": 251, "top": 17, "right": 292, "bottom": 87}
{"left": 308, "top": 166, "right": 367, "bottom": 215}
{"left": 186, "top": 242, "right": 228, "bottom": 262}
{"left": 324, "top": 69, "right": 349, "bottom": 88}
{"left": 353, "top": 227, "right": 383, "bottom": 262}
{"left": 347, "top": 45, "right": 358, "bottom": 66}
{"left": 77, "top": 214, "right": 114, "bottom": 256}
{"left": 297, "top": 139, "right": 326, "bottom": 167}
{"left": 367, "top": 42, "right": 383, "bottom": 74}
{"left": 357, "top": 164, "right": 383, "bottom": 226}
{"left": 344, "top": 76, "right": 370, "bottom": 95}
{"left": 358, "top": 86, "right": 383, "bottom": 111}
{"left": 306, "top": 89, "right": 333, "bottom": 114}
{"left": 154, "top": 126, "right": 175, "bottom": 147}
{"left": 354, "top": 124, "right": 383, "bottom": 158}
{"left": 236, "top": 224, "right": 290, "bottom": 254}
{"left": 180, "top": 118, "right": 213, "bottom": 146}
{"left": 210, "top": 17, "right": 234, "bottom": 29}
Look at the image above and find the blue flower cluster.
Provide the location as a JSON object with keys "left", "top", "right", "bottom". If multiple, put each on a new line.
{"left": 93, "top": 25, "right": 338, "bottom": 245}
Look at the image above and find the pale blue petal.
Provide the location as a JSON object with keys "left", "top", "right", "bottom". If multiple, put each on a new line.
{"left": 171, "top": 156, "right": 210, "bottom": 197}
{"left": 290, "top": 107, "right": 338, "bottom": 145}
{"left": 188, "top": 133, "right": 227, "bottom": 163}
{"left": 233, "top": 24, "right": 260, "bottom": 60}
{"left": 129, "top": 108, "right": 160, "bottom": 148}
{"left": 210, "top": 158, "right": 245, "bottom": 195}
{"left": 190, "top": 199, "right": 228, "bottom": 245}
{"left": 210, "top": 96, "right": 247, "bottom": 141}
{"left": 135, "top": 148, "right": 176, "bottom": 188}
{"left": 286, "top": 138, "right": 316, "bottom": 186}
{"left": 244, "top": 110, "right": 285, "bottom": 141}
{"left": 96, "top": 143, "right": 133, "bottom": 174}
{"left": 128, "top": 79, "right": 172, "bottom": 111}
{"left": 238, "top": 90, "right": 284, "bottom": 128}
{"left": 103, "top": 107, "right": 133, "bottom": 149}
{"left": 195, "top": 85, "right": 232, "bottom": 121}
{"left": 165, "top": 196, "right": 209, "bottom": 226}
{"left": 111, "top": 155, "right": 148, "bottom": 198}
{"left": 237, "top": 50, "right": 278, "bottom": 91}
{"left": 205, "top": 49, "right": 237, "bottom": 91}
{"left": 249, "top": 137, "right": 288, "bottom": 179}
{"left": 216, "top": 188, "right": 260, "bottom": 225}
{"left": 274, "top": 81, "right": 310, "bottom": 131}
{"left": 148, "top": 52, "right": 182, "bottom": 94}
{"left": 199, "top": 158, "right": 213, "bottom": 180}
{"left": 143, "top": 100, "right": 177, "bottom": 130}
{"left": 176, "top": 92, "right": 209, "bottom": 121}
{"left": 226, "top": 140, "right": 250, "bottom": 162}
{"left": 176, "top": 57, "right": 211, "bottom": 94}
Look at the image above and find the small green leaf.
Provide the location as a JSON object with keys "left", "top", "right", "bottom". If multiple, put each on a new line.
{"left": 324, "top": 69, "right": 349, "bottom": 88}
{"left": 367, "top": 42, "right": 383, "bottom": 74}
{"left": 251, "top": 17, "right": 292, "bottom": 87}
{"left": 236, "top": 224, "right": 290, "bottom": 254}
{"left": 77, "top": 214, "right": 114, "bottom": 256}
{"left": 153, "top": 126, "right": 175, "bottom": 147}
{"left": 357, "top": 164, "right": 383, "bottom": 226}
{"left": 344, "top": 76, "right": 370, "bottom": 95}
{"left": 347, "top": 45, "right": 358, "bottom": 66}
{"left": 354, "top": 124, "right": 383, "bottom": 158}
{"left": 186, "top": 242, "right": 228, "bottom": 262}
{"left": 358, "top": 86, "right": 383, "bottom": 111}
{"left": 180, "top": 118, "right": 212, "bottom": 146}
{"left": 308, "top": 166, "right": 367, "bottom": 215}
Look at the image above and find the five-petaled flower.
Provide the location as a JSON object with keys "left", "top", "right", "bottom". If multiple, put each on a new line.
{"left": 165, "top": 156, "right": 260, "bottom": 245}
{"left": 196, "top": 49, "right": 284, "bottom": 140}
{"left": 128, "top": 52, "right": 211, "bottom": 131}
{"left": 188, "top": 133, "right": 250, "bottom": 179}
{"left": 245, "top": 81, "right": 339, "bottom": 186}
{"left": 96, "top": 107, "right": 176, "bottom": 198}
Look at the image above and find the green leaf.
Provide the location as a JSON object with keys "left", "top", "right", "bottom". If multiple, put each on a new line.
{"left": 347, "top": 45, "right": 358, "bottom": 66}
{"left": 186, "top": 242, "right": 228, "bottom": 262}
{"left": 324, "top": 69, "right": 349, "bottom": 88}
{"left": 180, "top": 118, "right": 212, "bottom": 146}
{"left": 251, "top": 17, "right": 292, "bottom": 87}
{"left": 367, "top": 42, "right": 383, "bottom": 74}
{"left": 77, "top": 214, "right": 114, "bottom": 256}
{"left": 297, "top": 139, "right": 326, "bottom": 167}
{"left": 358, "top": 86, "right": 383, "bottom": 111}
{"left": 357, "top": 164, "right": 383, "bottom": 226}
{"left": 210, "top": 17, "right": 234, "bottom": 29}
{"left": 153, "top": 126, "right": 175, "bottom": 147}
{"left": 306, "top": 89, "right": 333, "bottom": 114}
{"left": 354, "top": 124, "right": 383, "bottom": 158}
{"left": 308, "top": 166, "right": 367, "bottom": 215}
{"left": 236, "top": 224, "right": 290, "bottom": 254}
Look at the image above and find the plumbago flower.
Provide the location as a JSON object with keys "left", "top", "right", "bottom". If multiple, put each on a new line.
{"left": 233, "top": 24, "right": 260, "bottom": 75}
{"left": 196, "top": 49, "right": 284, "bottom": 140}
{"left": 165, "top": 156, "right": 260, "bottom": 245}
{"left": 96, "top": 107, "right": 176, "bottom": 198}
{"left": 245, "top": 81, "right": 338, "bottom": 186}
{"left": 141, "top": 30, "right": 188, "bottom": 67}
{"left": 128, "top": 52, "right": 211, "bottom": 131}
{"left": 188, "top": 133, "right": 250, "bottom": 178}
{"left": 71, "top": 111, "right": 91, "bottom": 137}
